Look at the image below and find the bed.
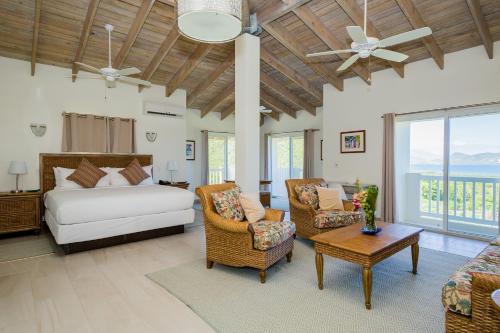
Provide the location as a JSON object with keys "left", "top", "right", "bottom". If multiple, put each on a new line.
{"left": 40, "top": 153, "right": 195, "bottom": 254}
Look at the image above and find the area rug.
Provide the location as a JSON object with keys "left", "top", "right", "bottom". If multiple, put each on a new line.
{"left": 0, "top": 231, "right": 59, "bottom": 262}
{"left": 147, "top": 239, "right": 468, "bottom": 333}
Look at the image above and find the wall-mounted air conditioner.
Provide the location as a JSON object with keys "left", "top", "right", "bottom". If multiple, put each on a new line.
{"left": 143, "top": 101, "right": 186, "bottom": 118}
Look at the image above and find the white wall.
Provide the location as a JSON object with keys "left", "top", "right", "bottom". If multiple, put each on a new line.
{"left": 260, "top": 109, "right": 323, "bottom": 179}
{"left": 0, "top": 56, "right": 187, "bottom": 191}
{"left": 185, "top": 109, "right": 235, "bottom": 190}
{"left": 323, "top": 42, "right": 500, "bottom": 199}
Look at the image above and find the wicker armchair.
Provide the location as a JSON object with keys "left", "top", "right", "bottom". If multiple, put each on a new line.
{"left": 445, "top": 272, "right": 500, "bottom": 332}
{"left": 285, "top": 178, "right": 356, "bottom": 239}
{"left": 196, "top": 183, "right": 294, "bottom": 283}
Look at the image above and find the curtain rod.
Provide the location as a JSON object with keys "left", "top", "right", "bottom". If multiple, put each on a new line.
{"left": 62, "top": 112, "right": 136, "bottom": 122}
{"left": 201, "top": 130, "right": 235, "bottom": 135}
{"left": 266, "top": 129, "right": 320, "bottom": 135}
{"left": 381, "top": 100, "right": 500, "bottom": 118}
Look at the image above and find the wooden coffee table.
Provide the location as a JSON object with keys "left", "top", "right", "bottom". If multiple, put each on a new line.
{"left": 311, "top": 222, "right": 423, "bottom": 309}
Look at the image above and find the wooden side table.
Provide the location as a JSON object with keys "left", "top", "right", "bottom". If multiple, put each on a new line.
{"left": 0, "top": 191, "right": 41, "bottom": 235}
{"left": 158, "top": 181, "right": 190, "bottom": 190}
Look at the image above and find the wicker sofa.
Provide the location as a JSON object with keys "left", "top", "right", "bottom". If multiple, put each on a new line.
{"left": 442, "top": 236, "right": 500, "bottom": 332}
{"left": 196, "top": 183, "right": 294, "bottom": 283}
{"left": 285, "top": 178, "right": 363, "bottom": 239}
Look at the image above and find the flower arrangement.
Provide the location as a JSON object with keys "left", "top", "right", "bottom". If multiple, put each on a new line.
{"left": 353, "top": 179, "right": 379, "bottom": 232}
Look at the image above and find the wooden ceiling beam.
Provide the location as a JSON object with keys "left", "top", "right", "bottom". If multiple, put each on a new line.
{"left": 187, "top": 49, "right": 235, "bottom": 107}
{"left": 261, "top": 46, "right": 322, "bottom": 101}
{"left": 293, "top": 6, "right": 371, "bottom": 85}
{"left": 254, "top": 0, "right": 312, "bottom": 25}
{"left": 201, "top": 82, "right": 235, "bottom": 117}
{"left": 31, "top": 0, "right": 42, "bottom": 76}
{"left": 139, "top": 26, "right": 180, "bottom": 92}
{"left": 72, "top": 0, "right": 101, "bottom": 82}
{"left": 393, "top": 0, "right": 444, "bottom": 69}
{"left": 265, "top": 111, "right": 281, "bottom": 121}
{"left": 113, "top": 0, "right": 156, "bottom": 69}
{"left": 261, "top": 89, "right": 297, "bottom": 118}
{"left": 335, "top": 0, "right": 404, "bottom": 78}
{"left": 220, "top": 102, "right": 235, "bottom": 120}
{"left": 261, "top": 72, "right": 316, "bottom": 115}
{"left": 263, "top": 21, "right": 344, "bottom": 92}
{"left": 166, "top": 44, "right": 213, "bottom": 97}
{"left": 466, "top": 0, "right": 493, "bottom": 59}
{"left": 157, "top": 0, "right": 175, "bottom": 6}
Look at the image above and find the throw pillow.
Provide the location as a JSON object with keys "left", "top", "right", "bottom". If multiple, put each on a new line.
{"left": 295, "top": 184, "right": 322, "bottom": 208}
{"left": 211, "top": 187, "right": 245, "bottom": 221}
{"left": 119, "top": 159, "right": 151, "bottom": 185}
{"left": 316, "top": 186, "right": 344, "bottom": 211}
{"left": 240, "top": 193, "right": 265, "bottom": 223}
{"left": 66, "top": 159, "right": 107, "bottom": 188}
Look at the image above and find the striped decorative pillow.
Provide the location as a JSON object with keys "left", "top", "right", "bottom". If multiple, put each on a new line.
{"left": 66, "top": 158, "right": 107, "bottom": 188}
{"left": 119, "top": 159, "right": 150, "bottom": 185}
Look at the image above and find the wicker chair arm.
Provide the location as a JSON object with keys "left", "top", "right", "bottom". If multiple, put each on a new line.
{"left": 471, "top": 272, "right": 500, "bottom": 292}
{"left": 205, "top": 211, "right": 250, "bottom": 234}
{"left": 470, "top": 272, "right": 500, "bottom": 329}
{"left": 343, "top": 200, "right": 355, "bottom": 211}
{"left": 264, "top": 208, "right": 285, "bottom": 222}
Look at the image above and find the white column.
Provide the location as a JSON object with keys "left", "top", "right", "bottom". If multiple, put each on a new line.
{"left": 235, "top": 33, "right": 260, "bottom": 196}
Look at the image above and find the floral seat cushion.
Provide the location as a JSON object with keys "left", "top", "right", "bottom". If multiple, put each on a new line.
{"left": 211, "top": 187, "right": 245, "bottom": 221}
{"left": 442, "top": 245, "right": 500, "bottom": 316}
{"left": 314, "top": 210, "right": 364, "bottom": 229}
{"left": 249, "top": 220, "right": 296, "bottom": 251}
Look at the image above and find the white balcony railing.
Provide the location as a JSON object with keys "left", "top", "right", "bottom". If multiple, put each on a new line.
{"left": 405, "top": 173, "right": 500, "bottom": 236}
{"left": 208, "top": 168, "right": 224, "bottom": 185}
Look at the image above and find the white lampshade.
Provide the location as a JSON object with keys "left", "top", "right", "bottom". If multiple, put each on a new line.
{"left": 177, "top": 0, "right": 242, "bottom": 43}
{"left": 8, "top": 161, "right": 27, "bottom": 175}
{"left": 167, "top": 161, "right": 178, "bottom": 171}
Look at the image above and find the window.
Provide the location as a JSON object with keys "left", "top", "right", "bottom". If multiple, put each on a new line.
{"left": 269, "top": 133, "right": 304, "bottom": 197}
{"left": 208, "top": 133, "right": 235, "bottom": 184}
{"left": 395, "top": 106, "right": 500, "bottom": 238}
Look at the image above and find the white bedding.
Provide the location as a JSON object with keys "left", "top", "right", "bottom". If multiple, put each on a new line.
{"left": 45, "top": 185, "right": 194, "bottom": 225}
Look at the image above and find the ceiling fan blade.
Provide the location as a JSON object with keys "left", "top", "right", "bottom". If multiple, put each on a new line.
{"left": 74, "top": 62, "right": 101, "bottom": 74}
{"left": 118, "top": 67, "right": 141, "bottom": 76}
{"left": 372, "top": 49, "right": 409, "bottom": 62}
{"left": 346, "top": 26, "right": 368, "bottom": 44}
{"left": 378, "top": 27, "right": 432, "bottom": 48}
{"left": 337, "top": 54, "right": 360, "bottom": 72}
{"left": 119, "top": 76, "right": 152, "bottom": 87}
{"left": 307, "top": 49, "right": 353, "bottom": 58}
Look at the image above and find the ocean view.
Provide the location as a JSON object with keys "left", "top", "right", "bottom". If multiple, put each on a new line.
{"left": 411, "top": 164, "right": 500, "bottom": 177}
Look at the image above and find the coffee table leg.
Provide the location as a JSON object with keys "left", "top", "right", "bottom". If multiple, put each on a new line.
{"left": 362, "top": 267, "right": 372, "bottom": 310}
{"left": 315, "top": 252, "right": 324, "bottom": 290}
{"left": 411, "top": 242, "right": 419, "bottom": 274}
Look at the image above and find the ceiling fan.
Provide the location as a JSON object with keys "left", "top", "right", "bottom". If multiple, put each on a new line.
{"left": 259, "top": 106, "right": 273, "bottom": 115}
{"left": 73, "top": 24, "right": 152, "bottom": 89}
{"left": 306, "top": 0, "right": 433, "bottom": 73}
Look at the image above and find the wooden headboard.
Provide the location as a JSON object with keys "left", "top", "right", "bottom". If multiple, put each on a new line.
{"left": 39, "top": 153, "right": 153, "bottom": 194}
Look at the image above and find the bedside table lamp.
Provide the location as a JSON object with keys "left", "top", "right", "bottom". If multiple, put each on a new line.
{"left": 8, "top": 161, "right": 27, "bottom": 193}
{"left": 167, "top": 161, "right": 178, "bottom": 183}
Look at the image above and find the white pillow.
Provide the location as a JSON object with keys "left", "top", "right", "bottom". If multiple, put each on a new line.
{"left": 239, "top": 193, "right": 265, "bottom": 223}
{"left": 54, "top": 167, "right": 110, "bottom": 189}
{"left": 327, "top": 183, "right": 347, "bottom": 200}
{"left": 107, "top": 165, "right": 154, "bottom": 186}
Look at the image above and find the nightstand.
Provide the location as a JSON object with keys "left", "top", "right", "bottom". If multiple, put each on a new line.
{"left": 158, "top": 181, "right": 190, "bottom": 190}
{"left": 0, "top": 191, "right": 41, "bottom": 235}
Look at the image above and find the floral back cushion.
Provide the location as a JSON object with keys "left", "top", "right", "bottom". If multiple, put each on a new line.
{"left": 295, "top": 184, "right": 323, "bottom": 208}
{"left": 211, "top": 187, "right": 245, "bottom": 221}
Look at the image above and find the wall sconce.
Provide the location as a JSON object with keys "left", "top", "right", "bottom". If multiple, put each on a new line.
{"left": 146, "top": 132, "right": 157, "bottom": 142}
{"left": 30, "top": 124, "right": 47, "bottom": 137}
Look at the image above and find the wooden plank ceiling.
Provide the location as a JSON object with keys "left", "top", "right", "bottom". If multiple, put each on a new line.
{"left": 1, "top": 0, "right": 499, "bottom": 122}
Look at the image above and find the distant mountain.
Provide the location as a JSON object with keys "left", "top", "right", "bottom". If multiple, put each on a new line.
{"left": 450, "top": 152, "right": 500, "bottom": 165}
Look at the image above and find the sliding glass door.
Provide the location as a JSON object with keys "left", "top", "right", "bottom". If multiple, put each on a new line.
{"left": 395, "top": 107, "right": 500, "bottom": 238}
{"left": 208, "top": 133, "right": 235, "bottom": 184}
{"left": 270, "top": 134, "right": 304, "bottom": 197}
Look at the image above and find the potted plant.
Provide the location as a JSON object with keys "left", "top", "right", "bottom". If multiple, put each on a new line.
{"left": 353, "top": 181, "right": 379, "bottom": 233}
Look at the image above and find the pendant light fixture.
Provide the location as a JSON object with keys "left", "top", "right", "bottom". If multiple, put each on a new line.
{"left": 177, "top": 0, "right": 242, "bottom": 43}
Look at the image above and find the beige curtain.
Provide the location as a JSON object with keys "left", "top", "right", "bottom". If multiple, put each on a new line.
{"left": 303, "top": 129, "right": 315, "bottom": 179}
{"left": 200, "top": 130, "right": 209, "bottom": 185}
{"left": 108, "top": 117, "right": 136, "bottom": 153}
{"left": 62, "top": 112, "right": 136, "bottom": 153}
{"left": 263, "top": 134, "right": 270, "bottom": 180}
{"left": 382, "top": 113, "right": 396, "bottom": 223}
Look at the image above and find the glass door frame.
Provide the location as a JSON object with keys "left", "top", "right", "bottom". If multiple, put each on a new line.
{"left": 208, "top": 132, "right": 235, "bottom": 184}
{"left": 396, "top": 104, "right": 500, "bottom": 239}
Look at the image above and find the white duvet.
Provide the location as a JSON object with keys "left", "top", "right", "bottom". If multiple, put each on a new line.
{"left": 45, "top": 185, "right": 194, "bottom": 225}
